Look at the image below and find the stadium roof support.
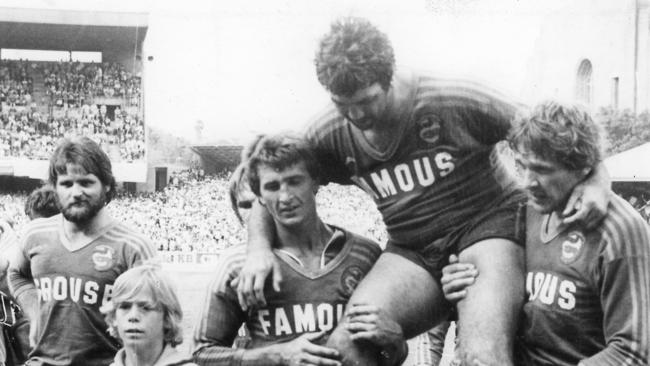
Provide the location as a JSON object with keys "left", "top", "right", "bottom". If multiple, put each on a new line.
{"left": 0, "top": 7, "right": 147, "bottom": 52}
{"left": 604, "top": 142, "right": 650, "bottom": 181}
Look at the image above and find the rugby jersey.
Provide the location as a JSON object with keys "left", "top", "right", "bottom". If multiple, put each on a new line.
{"left": 193, "top": 226, "right": 381, "bottom": 366}
{"left": 517, "top": 195, "right": 650, "bottom": 366}
{"left": 9, "top": 214, "right": 157, "bottom": 366}
{"left": 304, "top": 70, "right": 520, "bottom": 247}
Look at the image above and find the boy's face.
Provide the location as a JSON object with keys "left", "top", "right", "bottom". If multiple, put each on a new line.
{"left": 331, "top": 82, "right": 389, "bottom": 131}
{"left": 515, "top": 147, "right": 590, "bottom": 214}
{"left": 114, "top": 288, "right": 165, "bottom": 349}
{"left": 257, "top": 161, "right": 318, "bottom": 228}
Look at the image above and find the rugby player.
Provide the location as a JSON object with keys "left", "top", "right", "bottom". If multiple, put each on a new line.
{"left": 9, "top": 137, "right": 158, "bottom": 366}
{"left": 193, "top": 135, "right": 407, "bottom": 366}
{"left": 235, "top": 17, "right": 611, "bottom": 366}
{"left": 441, "top": 101, "right": 649, "bottom": 365}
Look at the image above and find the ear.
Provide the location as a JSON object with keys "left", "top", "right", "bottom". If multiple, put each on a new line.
{"left": 581, "top": 167, "right": 593, "bottom": 180}
{"left": 257, "top": 197, "right": 266, "bottom": 207}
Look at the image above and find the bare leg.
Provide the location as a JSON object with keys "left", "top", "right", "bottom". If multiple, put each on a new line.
{"left": 456, "top": 239, "right": 524, "bottom": 366}
{"left": 327, "top": 253, "right": 450, "bottom": 366}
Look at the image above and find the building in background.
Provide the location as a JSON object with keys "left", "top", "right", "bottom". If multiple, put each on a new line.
{"left": 524, "top": 0, "right": 650, "bottom": 113}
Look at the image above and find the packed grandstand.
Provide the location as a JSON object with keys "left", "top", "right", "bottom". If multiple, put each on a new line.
{"left": 0, "top": 59, "right": 144, "bottom": 163}
{"left": 0, "top": 170, "right": 388, "bottom": 260}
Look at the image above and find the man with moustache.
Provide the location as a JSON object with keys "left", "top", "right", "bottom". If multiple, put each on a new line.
{"left": 9, "top": 137, "right": 157, "bottom": 366}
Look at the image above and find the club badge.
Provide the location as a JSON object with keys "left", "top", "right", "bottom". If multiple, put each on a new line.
{"left": 340, "top": 266, "right": 364, "bottom": 296}
{"left": 561, "top": 231, "right": 584, "bottom": 264}
{"left": 92, "top": 245, "right": 116, "bottom": 271}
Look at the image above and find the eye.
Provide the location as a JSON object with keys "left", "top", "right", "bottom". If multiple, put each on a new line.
{"left": 117, "top": 302, "right": 131, "bottom": 310}
{"left": 263, "top": 182, "right": 280, "bottom": 191}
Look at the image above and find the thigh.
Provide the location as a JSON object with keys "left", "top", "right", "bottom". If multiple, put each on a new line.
{"left": 456, "top": 238, "right": 525, "bottom": 365}
{"left": 347, "top": 252, "right": 450, "bottom": 338}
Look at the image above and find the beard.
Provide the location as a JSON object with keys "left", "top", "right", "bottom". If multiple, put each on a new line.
{"left": 59, "top": 191, "right": 106, "bottom": 225}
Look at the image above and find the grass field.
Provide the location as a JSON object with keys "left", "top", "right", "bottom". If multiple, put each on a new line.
{"left": 167, "top": 263, "right": 456, "bottom": 366}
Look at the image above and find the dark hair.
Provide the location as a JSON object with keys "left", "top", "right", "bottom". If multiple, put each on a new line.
{"left": 24, "top": 185, "right": 60, "bottom": 219}
{"left": 247, "top": 134, "right": 320, "bottom": 196}
{"left": 48, "top": 137, "right": 117, "bottom": 203}
{"left": 315, "top": 17, "right": 395, "bottom": 96}
{"left": 509, "top": 101, "right": 602, "bottom": 171}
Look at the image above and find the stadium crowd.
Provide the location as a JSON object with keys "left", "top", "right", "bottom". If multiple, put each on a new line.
{"left": 0, "top": 60, "right": 145, "bottom": 162}
{"left": 0, "top": 172, "right": 387, "bottom": 254}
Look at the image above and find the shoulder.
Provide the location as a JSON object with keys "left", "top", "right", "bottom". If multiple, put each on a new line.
{"left": 106, "top": 222, "right": 157, "bottom": 258}
{"left": 208, "top": 245, "right": 246, "bottom": 294}
{"left": 407, "top": 71, "right": 520, "bottom": 116}
{"left": 303, "top": 103, "right": 347, "bottom": 145}
{"left": 339, "top": 228, "right": 382, "bottom": 260}
{"left": 598, "top": 194, "right": 650, "bottom": 260}
{"left": 21, "top": 215, "right": 59, "bottom": 243}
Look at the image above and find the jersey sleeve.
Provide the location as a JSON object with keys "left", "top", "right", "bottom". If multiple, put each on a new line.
{"left": 193, "top": 254, "right": 247, "bottom": 366}
{"left": 302, "top": 112, "right": 354, "bottom": 186}
{"left": 581, "top": 225, "right": 650, "bottom": 365}
{"left": 461, "top": 88, "right": 520, "bottom": 145}
{"left": 8, "top": 230, "right": 36, "bottom": 303}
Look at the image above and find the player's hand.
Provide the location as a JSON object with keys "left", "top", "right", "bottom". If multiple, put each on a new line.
{"left": 562, "top": 172, "right": 610, "bottom": 229}
{"left": 231, "top": 247, "right": 282, "bottom": 311}
{"left": 345, "top": 303, "right": 407, "bottom": 365}
{"left": 345, "top": 303, "right": 403, "bottom": 348}
{"left": 276, "top": 331, "right": 341, "bottom": 366}
{"left": 441, "top": 254, "right": 478, "bottom": 303}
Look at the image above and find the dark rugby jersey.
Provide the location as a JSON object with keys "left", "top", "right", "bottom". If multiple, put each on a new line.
{"left": 304, "top": 71, "right": 519, "bottom": 247}
{"left": 193, "top": 227, "right": 381, "bottom": 366}
{"left": 517, "top": 196, "right": 650, "bottom": 366}
{"left": 9, "top": 214, "right": 157, "bottom": 366}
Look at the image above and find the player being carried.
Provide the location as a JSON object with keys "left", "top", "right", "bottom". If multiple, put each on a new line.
{"left": 9, "top": 137, "right": 158, "bottom": 366}
{"left": 441, "top": 101, "right": 649, "bottom": 366}
{"left": 235, "top": 17, "right": 611, "bottom": 366}
{"left": 194, "top": 135, "right": 406, "bottom": 366}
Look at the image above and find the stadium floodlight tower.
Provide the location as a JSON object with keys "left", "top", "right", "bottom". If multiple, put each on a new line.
{"left": 0, "top": 7, "right": 148, "bottom": 190}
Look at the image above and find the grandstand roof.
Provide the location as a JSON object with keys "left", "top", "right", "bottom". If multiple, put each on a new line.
{"left": 190, "top": 145, "right": 243, "bottom": 170}
{"left": 0, "top": 7, "right": 147, "bottom": 51}
{"left": 604, "top": 142, "right": 650, "bottom": 181}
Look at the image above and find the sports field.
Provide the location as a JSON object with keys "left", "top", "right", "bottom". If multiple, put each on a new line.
{"left": 167, "top": 263, "right": 456, "bottom": 366}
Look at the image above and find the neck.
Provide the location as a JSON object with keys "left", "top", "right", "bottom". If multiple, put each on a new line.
{"left": 275, "top": 215, "right": 332, "bottom": 255}
{"left": 124, "top": 341, "right": 165, "bottom": 366}
{"left": 63, "top": 207, "right": 113, "bottom": 236}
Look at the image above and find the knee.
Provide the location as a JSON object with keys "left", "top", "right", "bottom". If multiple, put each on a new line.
{"left": 326, "top": 325, "right": 379, "bottom": 366}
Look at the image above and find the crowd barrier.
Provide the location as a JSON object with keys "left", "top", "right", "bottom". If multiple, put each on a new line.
{"left": 159, "top": 250, "right": 222, "bottom": 265}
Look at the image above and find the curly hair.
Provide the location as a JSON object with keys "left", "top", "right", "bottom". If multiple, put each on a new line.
{"left": 101, "top": 263, "right": 184, "bottom": 347}
{"left": 508, "top": 101, "right": 602, "bottom": 171}
{"left": 315, "top": 17, "right": 395, "bottom": 96}
{"left": 247, "top": 134, "right": 320, "bottom": 197}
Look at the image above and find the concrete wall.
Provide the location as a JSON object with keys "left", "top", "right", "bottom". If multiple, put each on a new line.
{"left": 524, "top": 0, "right": 641, "bottom": 111}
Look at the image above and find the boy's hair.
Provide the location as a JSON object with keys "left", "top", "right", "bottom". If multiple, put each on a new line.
{"left": 102, "top": 264, "right": 183, "bottom": 347}
{"left": 315, "top": 16, "right": 395, "bottom": 96}
{"left": 48, "top": 137, "right": 117, "bottom": 203}
{"left": 24, "top": 185, "right": 60, "bottom": 219}
{"left": 247, "top": 134, "right": 320, "bottom": 197}
{"left": 509, "top": 101, "right": 602, "bottom": 171}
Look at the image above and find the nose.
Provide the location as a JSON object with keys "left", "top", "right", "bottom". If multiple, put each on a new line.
{"left": 127, "top": 307, "right": 141, "bottom": 322}
{"left": 278, "top": 184, "right": 293, "bottom": 203}
{"left": 521, "top": 169, "right": 539, "bottom": 190}
{"left": 71, "top": 183, "right": 84, "bottom": 198}
{"left": 347, "top": 106, "right": 365, "bottom": 121}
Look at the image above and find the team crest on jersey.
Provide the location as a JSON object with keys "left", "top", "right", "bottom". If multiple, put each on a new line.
{"left": 417, "top": 115, "right": 442, "bottom": 144}
{"left": 92, "top": 245, "right": 116, "bottom": 271}
{"left": 561, "top": 231, "right": 584, "bottom": 264}
{"left": 340, "top": 265, "right": 364, "bottom": 296}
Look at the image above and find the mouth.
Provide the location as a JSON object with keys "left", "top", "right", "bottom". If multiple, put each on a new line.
{"left": 124, "top": 329, "right": 145, "bottom": 335}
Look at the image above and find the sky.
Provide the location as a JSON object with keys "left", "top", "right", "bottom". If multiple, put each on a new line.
{"left": 1, "top": 0, "right": 567, "bottom": 144}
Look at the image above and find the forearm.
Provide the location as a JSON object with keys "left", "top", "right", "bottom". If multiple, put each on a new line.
{"left": 13, "top": 287, "right": 38, "bottom": 321}
{"left": 246, "top": 201, "right": 275, "bottom": 252}
{"left": 194, "top": 344, "right": 284, "bottom": 366}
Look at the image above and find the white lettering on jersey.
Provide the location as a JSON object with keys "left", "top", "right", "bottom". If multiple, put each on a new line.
{"left": 361, "top": 153, "right": 456, "bottom": 199}
{"left": 35, "top": 276, "right": 111, "bottom": 306}
{"left": 526, "top": 272, "right": 576, "bottom": 310}
{"left": 259, "top": 303, "right": 346, "bottom": 336}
